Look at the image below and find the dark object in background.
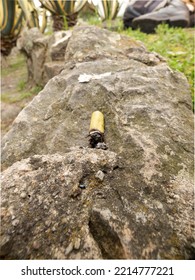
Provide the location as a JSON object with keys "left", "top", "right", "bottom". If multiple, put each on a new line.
{"left": 183, "top": 0, "right": 195, "bottom": 26}
{"left": 123, "top": 0, "right": 169, "bottom": 29}
{"left": 123, "top": 0, "right": 193, "bottom": 33}
{"left": 133, "top": 0, "right": 190, "bottom": 33}
{"left": 189, "top": 12, "right": 195, "bottom": 26}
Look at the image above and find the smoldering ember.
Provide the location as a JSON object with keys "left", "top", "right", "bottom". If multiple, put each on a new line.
{"left": 1, "top": 25, "right": 194, "bottom": 260}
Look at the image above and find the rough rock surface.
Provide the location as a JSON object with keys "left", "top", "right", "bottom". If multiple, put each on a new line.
{"left": 44, "top": 61, "right": 65, "bottom": 81}
{"left": 1, "top": 25, "right": 194, "bottom": 259}
{"left": 50, "top": 30, "right": 72, "bottom": 61}
{"left": 17, "top": 28, "right": 71, "bottom": 86}
{"left": 1, "top": 148, "right": 194, "bottom": 259}
{"left": 1, "top": 149, "right": 118, "bottom": 259}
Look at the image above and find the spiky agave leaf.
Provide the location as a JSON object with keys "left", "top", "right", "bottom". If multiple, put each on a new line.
{"left": 40, "top": 0, "right": 67, "bottom": 15}
{"left": 39, "top": 0, "right": 60, "bottom": 14}
{"left": 109, "top": 0, "right": 120, "bottom": 20}
{"left": 40, "top": 0, "right": 87, "bottom": 15}
{"left": 92, "top": 0, "right": 120, "bottom": 21}
{"left": 39, "top": 0, "right": 87, "bottom": 29}
{"left": 0, "top": 0, "right": 48, "bottom": 56}
{"left": 71, "top": 0, "right": 87, "bottom": 13}
{"left": 18, "top": 0, "right": 39, "bottom": 29}
{"left": 0, "top": 0, "right": 24, "bottom": 56}
{"left": 0, "top": 0, "right": 24, "bottom": 36}
{"left": 40, "top": 8, "right": 47, "bottom": 33}
{"left": 64, "top": 0, "right": 88, "bottom": 27}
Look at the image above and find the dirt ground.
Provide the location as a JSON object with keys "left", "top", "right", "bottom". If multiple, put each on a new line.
{"left": 1, "top": 49, "right": 39, "bottom": 139}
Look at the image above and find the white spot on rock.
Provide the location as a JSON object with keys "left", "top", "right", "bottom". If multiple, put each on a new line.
{"left": 78, "top": 72, "right": 111, "bottom": 83}
{"left": 135, "top": 212, "right": 147, "bottom": 224}
{"left": 74, "top": 238, "right": 81, "bottom": 250}
{"left": 65, "top": 242, "right": 73, "bottom": 255}
{"left": 95, "top": 170, "right": 105, "bottom": 181}
{"left": 20, "top": 192, "right": 27, "bottom": 199}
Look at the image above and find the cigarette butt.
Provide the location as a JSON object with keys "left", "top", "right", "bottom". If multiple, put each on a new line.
{"left": 89, "top": 111, "right": 104, "bottom": 134}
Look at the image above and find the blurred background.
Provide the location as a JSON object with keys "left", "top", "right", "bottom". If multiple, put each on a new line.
{"left": 0, "top": 0, "right": 194, "bottom": 137}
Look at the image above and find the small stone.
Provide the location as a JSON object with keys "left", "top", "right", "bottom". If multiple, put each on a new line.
{"left": 20, "top": 192, "right": 27, "bottom": 199}
{"left": 65, "top": 242, "right": 73, "bottom": 255}
{"left": 61, "top": 217, "right": 67, "bottom": 224}
{"left": 52, "top": 226, "right": 56, "bottom": 232}
{"left": 74, "top": 238, "right": 81, "bottom": 250}
{"left": 154, "top": 201, "right": 163, "bottom": 209}
{"left": 96, "top": 191, "right": 106, "bottom": 199}
{"left": 33, "top": 240, "right": 41, "bottom": 250}
{"left": 45, "top": 220, "right": 51, "bottom": 227}
{"left": 12, "top": 219, "right": 19, "bottom": 227}
{"left": 191, "top": 242, "right": 195, "bottom": 249}
{"left": 96, "top": 142, "right": 108, "bottom": 150}
{"left": 70, "top": 188, "right": 82, "bottom": 198}
{"left": 95, "top": 170, "right": 105, "bottom": 182}
{"left": 8, "top": 183, "right": 15, "bottom": 189}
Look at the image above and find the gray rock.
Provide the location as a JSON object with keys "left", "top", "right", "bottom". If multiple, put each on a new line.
{"left": 17, "top": 29, "right": 69, "bottom": 86}
{"left": 1, "top": 57, "right": 193, "bottom": 175}
{"left": 17, "top": 28, "right": 55, "bottom": 86}
{"left": 50, "top": 30, "right": 72, "bottom": 61}
{"left": 65, "top": 25, "right": 145, "bottom": 62}
{"left": 20, "top": 192, "right": 27, "bottom": 199}
{"left": 95, "top": 170, "right": 105, "bottom": 181}
{"left": 1, "top": 147, "right": 194, "bottom": 259}
{"left": 74, "top": 238, "right": 81, "bottom": 250}
{"left": 17, "top": 27, "right": 43, "bottom": 54}
{"left": 65, "top": 242, "right": 74, "bottom": 256}
{"left": 1, "top": 25, "right": 194, "bottom": 259}
{"left": 1, "top": 149, "right": 118, "bottom": 259}
{"left": 44, "top": 61, "right": 65, "bottom": 82}
{"left": 31, "top": 35, "right": 55, "bottom": 86}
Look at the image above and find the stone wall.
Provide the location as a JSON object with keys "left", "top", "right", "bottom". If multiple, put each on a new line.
{"left": 1, "top": 25, "right": 194, "bottom": 259}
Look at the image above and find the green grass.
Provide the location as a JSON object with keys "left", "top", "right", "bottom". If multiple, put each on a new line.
{"left": 122, "top": 23, "right": 194, "bottom": 100}
{"left": 1, "top": 54, "right": 26, "bottom": 77}
{"left": 86, "top": 17, "right": 194, "bottom": 107}
{"left": 2, "top": 92, "right": 29, "bottom": 103}
{"left": 2, "top": 52, "right": 43, "bottom": 104}
{"left": 2, "top": 90, "right": 34, "bottom": 103}
{"left": 30, "top": 85, "right": 43, "bottom": 94}
{"left": 2, "top": 19, "right": 194, "bottom": 108}
{"left": 1, "top": 85, "right": 43, "bottom": 104}
{"left": 17, "top": 80, "right": 27, "bottom": 91}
